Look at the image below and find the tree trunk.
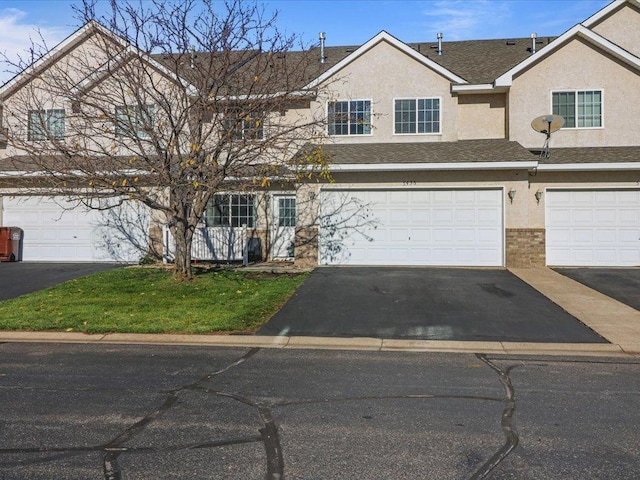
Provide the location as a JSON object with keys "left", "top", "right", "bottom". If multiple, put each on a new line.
{"left": 172, "top": 224, "right": 194, "bottom": 280}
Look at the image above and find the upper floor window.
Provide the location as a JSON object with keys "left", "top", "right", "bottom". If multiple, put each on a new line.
{"left": 552, "top": 90, "right": 602, "bottom": 128}
{"left": 28, "top": 109, "right": 65, "bottom": 141}
{"left": 394, "top": 98, "right": 440, "bottom": 134}
{"left": 327, "top": 100, "right": 371, "bottom": 136}
{"left": 225, "top": 111, "right": 264, "bottom": 140}
{"left": 204, "top": 194, "right": 255, "bottom": 228}
{"left": 115, "top": 104, "right": 154, "bottom": 138}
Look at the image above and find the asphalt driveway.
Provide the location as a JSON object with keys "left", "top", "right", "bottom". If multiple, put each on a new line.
{"left": 0, "top": 262, "right": 121, "bottom": 301}
{"left": 555, "top": 268, "right": 640, "bottom": 312}
{"left": 258, "top": 267, "right": 607, "bottom": 343}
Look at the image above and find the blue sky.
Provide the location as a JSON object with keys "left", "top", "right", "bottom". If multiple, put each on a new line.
{"left": 0, "top": 0, "right": 612, "bottom": 81}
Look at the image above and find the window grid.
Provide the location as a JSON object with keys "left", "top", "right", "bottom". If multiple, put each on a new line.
{"left": 328, "top": 100, "right": 371, "bottom": 136}
{"left": 278, "top": 197, "right": 296, "bottom": 227}
{"left": 552, "top": 90, "right": 602, "bottom": 128}
{"left": 394, "top": 98, "right": 440, "bottom": 134}
{"left": 205, "top": 194, "right": 255, "bottom": 228}
{"left": 227, "top": 111, "right": 264, "bottom": 140}
{"left": 28, "top": 109, "right": 65, "bottom": 141}
{"left": 116, "top": 105, "right": 154, "bottom": 138}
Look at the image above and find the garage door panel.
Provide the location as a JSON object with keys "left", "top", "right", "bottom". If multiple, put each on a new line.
{"left": 410, "top": 209, "right": 430, "bottom": 223}
{"left": 619, "top": 210, "right": 640, "bottom": 222}
{"left": 433, "top": 209, "right": 453, "bottom": 223}
{"left": 390, "top": 229, "right": 409, "bottom": 242}
{"left": 2, "top": 196, "right": 149, "bottom": 262}
{"left": 455, "top": 209, "right": 475, "bottom": 223}
{"left": 546, "top": 190, "right": 640, "bottom": 266}
{"left": 319, "top": 189, "right": 503, "bottom": 266}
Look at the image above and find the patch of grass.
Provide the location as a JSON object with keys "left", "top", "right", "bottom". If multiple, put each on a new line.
{"left": 0, "top": 267, "right": 308, "bottom": 334}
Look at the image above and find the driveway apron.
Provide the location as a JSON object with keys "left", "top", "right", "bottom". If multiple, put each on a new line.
{"left": 555, "top": 268, "right": 640, "bottom": 312}
{"left": 0, "top": 263, "right": 120, "bottom": 301}
{"left": 258, "top": 267, "right": 607, "bottom": 343}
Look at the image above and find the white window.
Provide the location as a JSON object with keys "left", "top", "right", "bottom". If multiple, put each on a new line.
{"left": 28, "top": 109, "right": 65, "bottom": 141}
{"left": 225, "top": 111, "right": 264, "bottom": 140}
{"left": 552, "top": 90, "right": 602, "bottom": 128}
{"left": 204, "top": 194, "right": 255, "bottom": 228}
{"left": 115, "top": 104, "right": 155, "bottom": 138}
{"left": 394, "top": 98, "right": 440, "bottom": 134}
{"left": 327, "top": 100, "right": 371, "bottom": 135}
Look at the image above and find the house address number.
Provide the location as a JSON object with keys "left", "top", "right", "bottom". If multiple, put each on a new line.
{"left": 402, "top": 180, "right": 417, "bottom": 186}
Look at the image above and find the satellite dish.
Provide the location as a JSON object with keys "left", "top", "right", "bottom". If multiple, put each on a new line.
{"left": 531, "top": 114, "right": 564, "bottom": 159}
{"left": 531, "top": 114, "right": 565, "bottom": 135}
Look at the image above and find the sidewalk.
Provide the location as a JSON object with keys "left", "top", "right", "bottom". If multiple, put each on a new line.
{"left": 510, "top": 267, "right": 640, "bottom": 355}
{"left": 0, "top": 267, "right": 638, "bottom": 357}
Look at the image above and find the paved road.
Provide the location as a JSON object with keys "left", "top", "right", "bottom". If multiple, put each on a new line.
{"left": 0, "top": 343, "right": 638, "bottom": 479}
{"left": 556, "top": 268, "right": 640, "bottom": 311}
{"left": 0, "top": 263, "right": 120, "bottom": 300}
{"left": 259, "top": 267, "right": 606, "bottom": 343}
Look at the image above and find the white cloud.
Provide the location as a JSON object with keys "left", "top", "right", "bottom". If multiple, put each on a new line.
{"left": 419, "top": 0, "right": 512, "bottom": 41}
{"left": 0, "top": 8, "right": 70, "bottom": 83}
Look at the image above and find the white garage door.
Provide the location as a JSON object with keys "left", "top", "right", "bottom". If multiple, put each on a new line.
{"left": 546, "top": 189, "right": 640, "bottom": 266}
{"left": 319, "top": 189, "right": 504, "bottom": 266}
{"left": 1, "top": 196, "right": 149, "bottom": 262}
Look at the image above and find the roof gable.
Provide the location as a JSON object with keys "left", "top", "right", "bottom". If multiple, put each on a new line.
{"left": 0, "top": 21, "right": 128, "bottom": 99}
{"left": 582, "top": 0, "right": 640, "bottom": 27}
{"left": 494, "top": 24, "right": 640, "bottom": 87}
{"left": 304, "top": 31, "right": 467, "bottom": 89}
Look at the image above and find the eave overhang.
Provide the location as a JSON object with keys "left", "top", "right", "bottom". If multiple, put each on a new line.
{"left": 326, "top": 161, "right": 538, "bottom": 172}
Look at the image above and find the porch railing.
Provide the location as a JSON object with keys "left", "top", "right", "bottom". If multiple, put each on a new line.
{"left": 163, "top": 225, "right": 249, "bottom": 265}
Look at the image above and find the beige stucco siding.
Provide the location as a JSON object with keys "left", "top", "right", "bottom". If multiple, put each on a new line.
{"left": 456, "top": 93, "right": 506, "bottom": 140}
{"left": 509, "top": 38, "right": 640, "bottom": 149}
{"left": 591, "top": 4, "right": 640, "bottom": 58}
{"left": 509, "top": 39, "right": 640, "bottom": 148}
{"left": 311, "top": 40, "right": 457, "bottom": 143}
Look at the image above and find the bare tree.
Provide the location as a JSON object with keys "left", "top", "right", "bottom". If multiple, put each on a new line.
{"left": 1, "top": 0, "right": 330, "bottom": 279}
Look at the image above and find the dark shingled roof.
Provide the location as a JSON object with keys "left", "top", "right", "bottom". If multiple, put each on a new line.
{"left": 539, "top": 147, "right": 640, "bottom": 164}
{"left": 316, "top": 140, "right": 537, "bottom": 165}
{"left": 151, "top": 36, "right": 554, "bottom": 91}
{"left": 409, "top": 37, "right": 555, "bottom": 84}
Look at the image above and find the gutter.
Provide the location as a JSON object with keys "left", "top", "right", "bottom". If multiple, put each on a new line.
{"left": 326, "top": 161, "right": 538, "bottom": 172}
{"left": 537, "top": 162, "right": 640, "bottom": 171}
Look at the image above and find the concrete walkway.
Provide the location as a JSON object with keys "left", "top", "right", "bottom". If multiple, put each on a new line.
{"left": 510, "top": 268, "right": 640, "bottom": 355}
{"left": 0, "top": 267, "right": 638, "bottom": 357}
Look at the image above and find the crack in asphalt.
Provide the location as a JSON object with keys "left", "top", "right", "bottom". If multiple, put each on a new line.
{"left": 470, "top": 354, "right": 519, "bottom": 479}
{"left": 97, "top": 347, "right": 261, "bottom": 480}
{"left": 2, "top": 347, "right": 536, "bottom": 479}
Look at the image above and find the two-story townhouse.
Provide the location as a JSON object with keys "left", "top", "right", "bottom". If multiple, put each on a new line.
{"left": 294, "top": 0, "right": 640, "bottom": 269}
{"left": 1, "top": 0, "right": 639, "bottom": 268}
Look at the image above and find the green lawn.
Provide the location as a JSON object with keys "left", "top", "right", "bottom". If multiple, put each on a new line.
{"left": 0, "top": 267, "right": 308, "bottom": 334}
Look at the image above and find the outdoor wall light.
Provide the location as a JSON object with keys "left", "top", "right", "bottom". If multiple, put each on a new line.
{"left": 508, "top": 188, "right": 516, "bottom": 204}
{"left": 535, "top": 190, "right": 543, "bottom": 204}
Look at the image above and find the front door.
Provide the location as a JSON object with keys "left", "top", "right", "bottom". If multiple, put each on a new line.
{"left": 272, "top": 195, "right": 296, "bottom": 259}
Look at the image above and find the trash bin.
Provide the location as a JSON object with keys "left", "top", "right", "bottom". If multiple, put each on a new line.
{"left": 0, "top": 227, "right": 22, "bottom": 262}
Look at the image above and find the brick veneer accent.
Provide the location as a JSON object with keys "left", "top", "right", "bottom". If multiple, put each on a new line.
{"left": 505, "top": 228, "right": 546, "bottom": 268}
{"left": 294, "top": 226, "right": 318, "bottom": 268}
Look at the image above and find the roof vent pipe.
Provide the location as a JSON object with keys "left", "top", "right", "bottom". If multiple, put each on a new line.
{"left": 319, "top": 32, "right": 326, "bottom": 63}
{"left": 190, "top": 45, "right": 196, "bottom": 68}
{"left": 437, "top": 32, "right": 443, "bottom": 56}
{"left": 530, "top": 32, "right": 537, "bottom": 55}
